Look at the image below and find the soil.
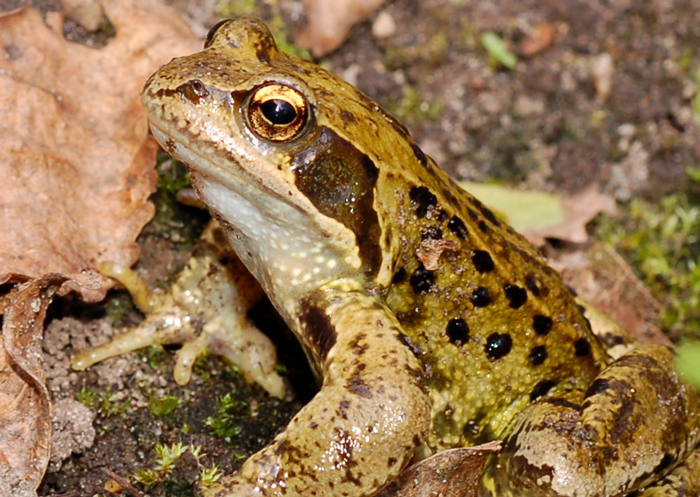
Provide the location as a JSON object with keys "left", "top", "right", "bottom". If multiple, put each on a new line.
{"left": 34, "top": 0, "right": 700, "bottom": 495}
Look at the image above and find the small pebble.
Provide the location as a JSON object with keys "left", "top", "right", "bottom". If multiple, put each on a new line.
{"left": 372, "top": 11, "right": 396, "bottom": 39}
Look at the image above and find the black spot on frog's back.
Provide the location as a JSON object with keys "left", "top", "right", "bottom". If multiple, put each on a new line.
{"left": 447, "top": 216, "right": 468, "bottom": 239}
{"left": 471, "top": 287, "right": 491, "bottom": 307}
{"left": 410, "top": 264, "right": 435, "bottom": 294}
{"left": 525, "top": 274, "right": 541, "bottom": 297}
{"left": 532, "top": 315, "right": 553, "bottom": 336}
{"left": 411, "top": 143, "right": 428, "bottom": 167}
{"left": 574, "top": 338, "right": 592, "bottom": 357}
{"left": 446, "top": 318, "right": 470, "bottom": 345}
{"left": 479, "top": 205, "right": 500, "bottom": 226}
{"left": 409, "top": 186, "right": 438, "bottom": 218}
{"left": 503, "top": 284, "right": 527, "bottom": 309}
{"left": 472, "top": 250, "right": 494, "bottom": 273}
{"left": 529, "top": 345, "right": 548, "bottom": 366}
{"left": 530, "top": 379, "right": 556, "bottom": 401}
{"left": 485, "top": 332, "right": 512, "bottom": 360}
{"left": 392, "top": 267, "right": 408, "bottom": 284}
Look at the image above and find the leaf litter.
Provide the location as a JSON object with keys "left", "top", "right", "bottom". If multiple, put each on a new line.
{"left": 0, "top": 0, "right": 200, "bottom": 491}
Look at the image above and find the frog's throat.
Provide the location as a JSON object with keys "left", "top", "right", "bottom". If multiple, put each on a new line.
{"left": 148, "top": 122, "right": 362, "bottom": 304}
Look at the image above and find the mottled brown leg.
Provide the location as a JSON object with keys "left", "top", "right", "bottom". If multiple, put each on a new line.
{"left": 203, "top": 294, "right": 431, "bottom": 497}
{"left": 631, "top": 448, "right": 700, "bottom": 497}
{"left": 480, "top": 345, "right": 700, "bottom": 497}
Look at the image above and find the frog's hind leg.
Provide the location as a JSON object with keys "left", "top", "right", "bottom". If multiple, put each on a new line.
{"left": 631, "top": 448, "right": 700, "bottom": 496}
{"left": 479, "top": 345, "right": 700, "bottom": 497}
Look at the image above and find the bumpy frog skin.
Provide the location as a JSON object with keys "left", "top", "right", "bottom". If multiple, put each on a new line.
{"left": 139, "top": 17, "right": 700, "bottom": 497}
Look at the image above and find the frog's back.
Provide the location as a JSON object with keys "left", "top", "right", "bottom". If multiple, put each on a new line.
{"left": 372, "top": 137, "right": 610, "bottom": 450}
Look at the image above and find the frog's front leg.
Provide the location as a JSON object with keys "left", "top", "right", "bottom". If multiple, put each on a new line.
{"left": 72, "top": 221, "right": 285, "bottom": 398}
{"left": 480, "top": 345, "right": 700, "bottom": 496}
{"left": 203, "top": 292, "right": 431, "bottom": 497}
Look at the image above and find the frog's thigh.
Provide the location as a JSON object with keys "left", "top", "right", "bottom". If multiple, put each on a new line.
{"left": 632, "top": 448, "right": 700, "bottom": 496}
{"left": 480, "top": 345, "right": 700, "bottom": 497}
{"left": 203, "top": 294, "right": 431, "bottom": 497}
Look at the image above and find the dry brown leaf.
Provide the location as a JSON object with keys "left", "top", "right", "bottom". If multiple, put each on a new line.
{"left": 0, "top": 275, "right": 66, "bottom": 495}
{"left": 522, "top": 187, "right": 615, "bottom": 246}
{"left": 0, "top": 1, "right": 200, "bottom": 302}
{"left": 519, "top": 22, "right": 557, "bottom": 57}
{"left": 553, "top": 241, "right": 668, "bottom": 345}
{"left": 287, "top": 0, "right": 389, "bottom": 56}
{"left": 377, "top": 443, "right": 499, "bottom": 497}
{"left": 416, "top": 238, "right": 457, "bottom": 271}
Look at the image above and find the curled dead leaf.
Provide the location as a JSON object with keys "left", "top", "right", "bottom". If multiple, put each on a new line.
{"left": 416, "top": 239, "right": 458, "bottom": 271}
{"left": 0, "top": 275, "right": 66, "bottom": 495}
{"left": 521, "top": 187, "right": 615, "bottom": 246}
{"left": 552, "top": 241, "right": 667, "bottom": 345}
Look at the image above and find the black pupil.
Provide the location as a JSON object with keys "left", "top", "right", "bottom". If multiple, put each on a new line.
{"left": 260, "top": 99, "right": 297, "bottom": 125}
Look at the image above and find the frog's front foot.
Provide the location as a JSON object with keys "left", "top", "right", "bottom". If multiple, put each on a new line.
{"left": 480, "top": 345, "right": 700, "bottom": 496}
{"left": 71, "top": 222, "right": 285, "bottom": 398}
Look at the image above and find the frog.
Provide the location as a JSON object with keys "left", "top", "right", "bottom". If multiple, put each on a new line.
{"left": 132, "top": 16, "right": 700, "bottom": 497}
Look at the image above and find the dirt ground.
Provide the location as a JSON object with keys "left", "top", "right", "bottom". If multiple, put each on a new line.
{"left": 34, "top": 0, "right": 700, "bottom": 495}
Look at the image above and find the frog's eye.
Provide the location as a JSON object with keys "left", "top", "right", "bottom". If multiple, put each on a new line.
{"left": 247, "top": 84, "right": 309, "bottom": 142}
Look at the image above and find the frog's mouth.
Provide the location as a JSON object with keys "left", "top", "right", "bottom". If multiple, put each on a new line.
{"left": 146, "top": 119, "right": 294, "bottom": 214}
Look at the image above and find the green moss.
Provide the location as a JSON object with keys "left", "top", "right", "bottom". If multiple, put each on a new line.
{"left": 137, "top": 344, "right": 170, "bottom": 372}
{"left": 135, "top": 442, "right": 213, "bottom": 493}
{"left": 148, "top": 394, "right": 180, "bottom": 417}
{"left": 103, "top": 290, "right": 139, "bottom": 328}
{"left": 424, "top": 32, "right": 450, "bottom": 67}
{"left": 677, "top": 342, "right": 700, "bottom": 388}
{"left": 100, "top": 387, "right": 133, "bottom": 418}
{"left": 269, "top": 15, "right": 312, "bottom": 60}
{"left": 76, "top": 386, "right": 100, "bottom": 408}
{"left": 677, "top": 48, "right": 693, "bottom": 72}
{"left": 143, "top": 154, "right": 208, "bottom": 248}
{"left": 598, "top": 167, "right": 700, "bottom": 339}
{"left": 205, "top": 393, "right": 248, "bottom": 439}
{"left": 387, "top": 85, "right": 444, "bottom": 124}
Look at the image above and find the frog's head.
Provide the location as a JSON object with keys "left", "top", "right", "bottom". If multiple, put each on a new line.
{"left": 142, "top": 17, "right": 419, "bottom": 296}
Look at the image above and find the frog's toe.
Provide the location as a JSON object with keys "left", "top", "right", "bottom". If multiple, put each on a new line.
{"left": 70, "top": 314, "right": 185, "bottom": 371}
{"left": 200, "top": 317, "right": 285, "bottom": 399}
{"left": 173, "top": 333, "right": 210, "bottom": 385}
